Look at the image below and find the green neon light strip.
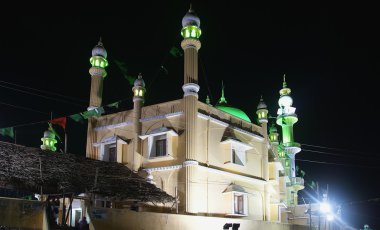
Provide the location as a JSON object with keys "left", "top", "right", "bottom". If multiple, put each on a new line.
{"left": 181, "top": 25, "right": 202, "bottom": 39}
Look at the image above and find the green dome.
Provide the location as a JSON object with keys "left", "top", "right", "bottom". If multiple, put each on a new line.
{"left": 216, "top": 105, "right": 251, "bottom": 122}
{"left": 215, "top": 84, "right": 251, "bottom": 122}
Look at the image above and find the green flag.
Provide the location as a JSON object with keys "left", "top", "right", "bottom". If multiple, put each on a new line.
{"left": 170, "top": 46, "right": 182, "bottom": 58}
{"left": 308, "top": 180, "right": 317, "bottom": 190}
{"left": 114, "top": 59, "right": 136, "bottom": 86}
{"left": 81, "top": 107, "right": 105, "bottom": 119}
{"left": 0, "top": 127, "right": 14, "bottom": 138}
{"left": 69, "top": 113, "right": 85, "bottom": 123}
{"left": 107, "top": 101, "right": 119, "bottom": 109}
{"left": 125, "top": 75, "right": 136, "bottom": 86}
{"left": 48, "top": 123, "right": 62, "bottom": 142}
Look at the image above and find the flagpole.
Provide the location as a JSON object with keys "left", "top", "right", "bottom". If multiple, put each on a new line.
{"left": 64, "top": 131, "right": 67, "bottom": 153}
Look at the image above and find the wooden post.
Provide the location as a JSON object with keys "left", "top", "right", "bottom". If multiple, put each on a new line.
{"left": 175, "top": 186, "right": 178, "bottom": 214}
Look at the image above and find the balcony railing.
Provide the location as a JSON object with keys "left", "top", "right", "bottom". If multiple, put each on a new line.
{"left": 291, "top": 177, "right": 304, "bottom": 187}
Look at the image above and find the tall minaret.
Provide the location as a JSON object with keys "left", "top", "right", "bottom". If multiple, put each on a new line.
{"left": 132, "top": 74, "right": 146, "bottom": 172}
{"left": 256, "top": 96, "right": 270, "bottom": 220}
{"left": 86, "top": 38, "right": 108, "bottom": 159}
{"left": 181, "top": 6, "right": 202, "bottom": 214}
{"left": 276, "top": 75, "right": 304, "bottom": 205}
{"left": 88, "top": 38, "right": 108, "bottom": 110}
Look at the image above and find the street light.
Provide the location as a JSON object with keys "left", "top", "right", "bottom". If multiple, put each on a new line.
{"left": 326, "top": 214, "right": 334, "bottom": 221}
{"left": 320, "top": 202, "right": 331, "bottom": 213}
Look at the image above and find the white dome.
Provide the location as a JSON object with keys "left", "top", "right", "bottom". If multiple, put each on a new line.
{"left": 92, "top": 40, "right": 107, "bottom": 58}
{"left": 182, "top": 9, "right": 200, "bottom": 28}
{"left": 279, "top": 95, "right": 293, "bottom": 107}
{"left": 134, "top": 74, "right": 145, "bottom": 87}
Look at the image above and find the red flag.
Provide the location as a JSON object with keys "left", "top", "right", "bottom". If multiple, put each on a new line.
{"left": 49, "top": 117, "right": 67, "bottom": 130}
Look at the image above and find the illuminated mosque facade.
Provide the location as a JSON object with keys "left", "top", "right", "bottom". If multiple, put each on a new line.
{"left": 84, "top": 7, "right": 307, "bottom": 229}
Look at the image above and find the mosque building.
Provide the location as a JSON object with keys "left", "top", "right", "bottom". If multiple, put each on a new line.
{"left": 83, "top": 6, "right": 307, "bottom": 229}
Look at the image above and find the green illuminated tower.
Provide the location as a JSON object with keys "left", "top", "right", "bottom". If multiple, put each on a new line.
{"left": 276, "top": 75, "right": 304, "bottom": 205}
{"left": 40, "top": 126, "right": 58, "bottom": 152}
{"left": 88, "top": 38, "right": 108, "bottom": 111}
{"left": 181, "top": 5, "right": 201, "bottom": 214}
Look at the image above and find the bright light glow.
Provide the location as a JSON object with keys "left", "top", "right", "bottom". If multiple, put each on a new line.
{"left": 327, "top": 214, "right": 334, "bottom": 221}
{"left": 138, "top": 89, "right": 143, "bottom": 96}
{"left": 278, "top": 95, "right": 293, "bottom": 107}
{"left": 320, "top": 202, "right": 331, "bottom": 213}
{"left": 191, "top": 29, "right": 196, "bottom": 37}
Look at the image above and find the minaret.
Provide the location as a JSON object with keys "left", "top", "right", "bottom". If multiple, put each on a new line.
{"left": 257, "top": 96, "right": 270, "bottom": 220}
{"left": 41, "top": 125, "right": 58, "bottom": 152}
{"left": 181, "top": 6, "right": 201, "bottom": 214}
{"left": 132, "top": 74, "right": 146, "bottom": 172}
{"left": 88, "top": 38, "right": 108, "bottom": 111}
{"left": 269, "top": 122, "right": 279, "bottom": 145}
{"left": 276, "top": 75, "right": 304, "bottom": 205}
{"left": 256, "top": 96, "right": 268, "bottom": 139}
{"left": 86, "top": 38, "right": 108, "bottom": 159}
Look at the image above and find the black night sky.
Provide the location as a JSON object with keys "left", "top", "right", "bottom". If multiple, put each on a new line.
{"left": 1, "top": 2, "right": 379, "bottom": 229}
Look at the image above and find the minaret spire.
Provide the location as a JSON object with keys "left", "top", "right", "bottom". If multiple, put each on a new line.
{"left": 283, "top": 74, "right": 287, "bottom": 88}
{"left": 218, "top": 81, "right": 227, "bottom": 104}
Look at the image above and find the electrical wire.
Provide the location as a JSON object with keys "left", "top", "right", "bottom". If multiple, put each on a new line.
{"left": 302, "top": 149, "right": 380, "bottom": 161}
{"left": 199, "top": 53, "right": 214, "bottom": 104}
{"left": 301, "top": 143, "right": 375, "bottom": 156}
{"left": 0, "top": 84, "right": 85, "bottom": 107}
{"left": 0, "top": 100, "right": 50, "bottom": 115}
{"left": 0, "top": 80, "right": 87, "bottom": 103}
{"left": 296, "top": 158, "right": 379, "bottom": 169}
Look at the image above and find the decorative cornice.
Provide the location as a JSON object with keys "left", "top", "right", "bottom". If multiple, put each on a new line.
{"left": 183, "top": 160, "right": 199, "bottom": 167}
{"left": 181, "top": 39, "right": 201, "bottom": 51}
{"left": 94, "top": 112, "right": 183, "bottom": 131}
{"left": 144, "top": 165, "right": 183, "bottom": 173}
{"left": 182, "top": 83, "right": 200, "bottom": 98}
{"left": 94, "top": 121, "right": 133, "bottom": 131}
{"left": 89, "top": 66, "right": 106, "bottom": 78}
{"left": 197, "top": 113, "right": 265, "bottom": 142}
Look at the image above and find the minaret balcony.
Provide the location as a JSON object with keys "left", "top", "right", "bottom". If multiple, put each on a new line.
{"left": 283, "top": 142, "right": 301, "bottom": 155}
{"left": 289, "top": 177, "right": 305, "bottom": 190}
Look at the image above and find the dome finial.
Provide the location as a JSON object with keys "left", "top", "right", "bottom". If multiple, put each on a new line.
{"left": 218, "top": 81, "right": 227, "bottom": 104}
{"left": 283, "top": 74, "right": 287, "bottom": 88}
{"left": 138, "top": 73, "right": 142, "bottom": 79}
{"left": 189, "top": 3, "right": 193, "bottom": 12}
{"left": 257, "top": 95, "right": 267, "bottom": 110}
{"left": 206, "top": 95, "right": 211, "bottom": 105}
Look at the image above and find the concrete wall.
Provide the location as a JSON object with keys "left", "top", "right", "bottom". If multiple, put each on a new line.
{"left": 0, "top": 197, "right": 44, "bottom": 229}
{"left": 89, "top": 207, "right": 309, "bottom": 230}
